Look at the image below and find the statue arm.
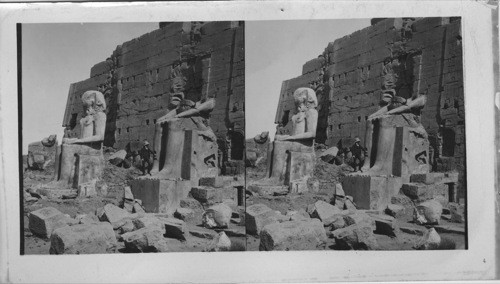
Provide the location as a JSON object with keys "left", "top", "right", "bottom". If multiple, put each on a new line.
{"left": 72, "top": 113, "right": 106, "bottom": 144}
{"left": 175, "top": 98, "right": 215, "bottom": 119}
{"left": 156, "top": 109, "right": 178, "bottom": 124}
{"left": 385, "top": 95, "right": 427, "bottom": 116}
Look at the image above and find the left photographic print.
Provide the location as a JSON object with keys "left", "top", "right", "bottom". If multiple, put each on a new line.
{"left": 21, "top": 22, "right": 246, "bottom": 254}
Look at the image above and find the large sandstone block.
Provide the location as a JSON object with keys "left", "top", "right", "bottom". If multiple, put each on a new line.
{"left": 49, "top": 223, "right": 117, "bottom": 254}
{"left": 402, "top": 182, "right": 448, "bottom": 202}
{"left": 164, "top": 218, "right": 186, "bottom": 240}
{"left": 285, "top": 151, "right": 316, "bottom": 186}
{"left": 190, "top": 186, "right": 222, "bottom": 204}
{"left": 342, "top": 175, "right": 403, "bottom": 210}
{"left": 122, "top": 226, "right": 169, "bottom": 252}
{"left": 29, "top": 207, "right": 73, "bottom": 238}
{"left": 415, "top": 199, "right": 443, "bottom": 225}
{"left": 97, "top": 204, "right": 131, "bottom": 224}
{"left": 259, "top": 219, "right": 327, "bottom": 251}
{"left": 308, "top": 200, "right": 342, "bottom": 224}
{"left": 332, "top": 224, "right": 379, "bottom": 250}
{"left": 129, "top": 178, "right": 192, "bottom": 213}
{"left": 245, "top": 204, "right": 279, "bottom": 236}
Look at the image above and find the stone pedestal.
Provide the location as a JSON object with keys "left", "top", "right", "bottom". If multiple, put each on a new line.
{"left": 269, "top": 140, "right": 314, "bottom": 182}
{"left": 129, "top": 178, "right": 193, "bottom": 214}
{"left": 342, "top": 175, "right": 403, "bottom": 210}
{"left": 158, "top": 129, "right": 218, "bottom": 185}
{"left": 285, "top": 151, "right": 315, "bottom": 185}
{"left": 55, "top": 143, "right": 104, "bottom": 189}
{"left": 366, "top": 115, "right": 429, "bottom": 180}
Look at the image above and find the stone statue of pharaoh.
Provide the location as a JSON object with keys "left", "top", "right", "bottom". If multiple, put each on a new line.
{"left": 268, "top": 87, "right": 318, "bottom": 181}
{"left": 151, "top": 94, "right": 217, "bottom": 178}
{"left": 56, "top": 90, "right": 107, "bottom": 187}
{"left": 361, "top": 89, "right": 428, "bottom": 175}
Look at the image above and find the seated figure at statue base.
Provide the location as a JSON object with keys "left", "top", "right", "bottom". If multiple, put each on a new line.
{"left": 251, "top": 88, "right": 318, "bottom": 195}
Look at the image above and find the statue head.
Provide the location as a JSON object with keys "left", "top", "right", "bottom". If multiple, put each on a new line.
{"left": 293, "top": 87, "right": 317, "bottom": 112}
{"left": 82, "top": 90, "right": 106, "bottom": 114}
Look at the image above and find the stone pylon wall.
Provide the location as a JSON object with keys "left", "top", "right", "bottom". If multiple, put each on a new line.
{"left": 275, "top": 17, "right": 465, "bottom": 197}
{"left": 62, "top": 21, "right": 245, "bottom": 162}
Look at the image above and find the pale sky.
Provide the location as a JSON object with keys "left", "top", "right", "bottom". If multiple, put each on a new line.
{"left": 22, "top": 20, "right": 371, "bottom": 154}
{"left": 22, "top": 23, "right": 158, "bottom": 154}
{"left": 245, "top": 19, "right": 371, "bottom": 139}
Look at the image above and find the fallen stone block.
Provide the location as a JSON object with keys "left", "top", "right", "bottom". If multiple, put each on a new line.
{"left": 434, "top": 224, "right": 465, "bottom": 235}
{"left": 49, "top": 223, "right": 116, "bottom": 254}
{"left": 342, "top": 211, "right": 376, "bottom": 231}
{"left": 332, "top": 224, "right": 379, "bottom": 250}
{"left": 97, "top": 204, "right": 131, "bottom": 224}
{"left": 187, "top": 224, "right": 217, "bottom": 239}
{"left": 109, "top": 150, "right": 127, "bottom": 166}
{"left": 449, "top": 202, "right": 465, "bottom": 223}
{"left": 415, "top": 199, "right": 443, "bottom": 225}
{"left": 117, "top": 218, "right": 136, "bottom": 234}
{"left": 205, "top": 232, "right": 231, "bottom": 252}
{"left": 286, "top": 209, "right": 310, "bottom": 221}
{"left": 367, "top": 213, "right": 396, "bottom": 236}
{"left": 190, "top": 186, "right": 222, "bottom": 204}
{"left": 410, "top": 173, "right": 438, "bottom": 184}
{"left": 441, "top": 172, "right": 459, "bottom": 183}
{"left": 320, "top": 146, "right": 339, "bottom": 163}
{"left": 130, "top": 178, "right": 191, "bottom": 214}
{"left": 289, "top": 179, "right": 308, "bottom": 194}
{"left": 133, "top": 215, "right": 165, "bottom": 230}
{"left": 202, "top": 203, "right": 232, "bottom": 228}
{"left": 399, "top": 225, "right": 426, "bottom": 236}
{"left": 174, "top": 207, "right": 194, "bottom": 221}
{"left": 180, "top": 197, "right": 203, "bottom": 210}
{"left": 199, "top": 176, "right": 225, "bottom": 188}
{"left": 122, "top": 226, "right": 169, "bottom": 252}
{"left": 246, "top": 204, "right": 279, "bottom": 235}
{"left": 75, "top": 214, "right": 99, "bottom": 225}
{"left": 402, "top": 183, "right": 448, "bottom": 202}
{"left": 133, "top": 200, "right": 146, "bottom": 214}
{"left": 164, "top": 218, "right": 186, "bottom": 240}
{"left": 259, "top": 219, "right": 327, "bottom": 251}
{"left": 385, "top": 204, "right": 405, "bottom": 218}
{"left": 29, "top": 207, "right": 73, "bottom": 238}
{"left": 414, "top": 228, "right": 441, "bottom": 250}
{"left": 308, "top": 200, "right": 342, "bottom": 223}
{"left": 247, "top": 184, "right": 288, "bottom": 196}
{"left": 342, "top": 175, "right": 403, "bottom": 210}
{"left": 323, "top": 214, "right": 345, "bottom": 230}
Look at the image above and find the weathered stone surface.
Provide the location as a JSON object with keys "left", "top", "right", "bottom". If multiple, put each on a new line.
{"left": 245, "top": 204, "right": 279, "bottom": 235}
{"left": 56, "top": 143, "right": 105, "bottom": 189}
{"left": 109, "top": 150, "right": 127, "bottom": 166}
{"left": 122, "top": 226, "right": 169, "bottom": 252}
{"left": 259, "top": 219, "right": 327, "bottom": 251}
{"left": 174, "top": 208, "right": 194, "bottom": 221}
{"left": 402, "top": 182, "right": 448, "bottom": 201}
{"left": 29, "top": 207, "right": 73, "bottom": 238}
{"left": 27, "top": 135, "right": 58, "bottom": 170}
{"left": 97, "top": 204, "right": 131, "bottom": 224}
{"left": 187, "top": 224, "right": 217, "bottom": 239}
{"left": 129, "top": 178, "right": 191, "bottom": 213}
{"left": 202, "top": 203, "right": 232, "bottom": 228}
{"left": 247, "top": 184, "right": 288, "bottom": 196}
{"left": 449, "top": 202, "right": 465, "bottom": 223}
{"left": 320, "top": 146, "right": 339, "bottom": 164}
{"left": 77, "top": 179, "right": 97, "bottom": 198}
{"left": 133, "top": 201, "right": 146, "bottom": 214}
{"left": 367, "top": 213, "right": 396, "bottom": 236}
{"left": 308, "top": 200, "right": 342, "bottom": 224}
{"left": 205, "top": 232, "right": 231, "bottom": 252}
{"left": 385, "top": 204, "right": 406, "bottom": 218}
{"left": 190, "top": 186, "right": 222, "bottom": 204}
{"left": 133, "top": 215, "right": 164, "bottom": 230}
{"left": 75, "top": 214, "right": 99, "bottom": 225}
{"left": 342, "top": 211, "right": 376, "bottom": 231}
{"left": 199, "top": 176, "right": 225, "bottom": 188}
{"left": 180, "top": 197, "right": 203, "bottom": 210}
{"left": 286, "top": 151, "right": 316, "bottom": 186}
{"left": 342, "top": 175, "right": 403, "bottom": 210}
{"left": 323, "top": 214, "right": 346, "bottom": 230}
{"left": 332, "top": 224, "right": 379, "bottom": 250}
{"left": 164, "top": 217, "right": 186, "bottom": 240}
{"left": 414, "top": 228, "right": 441, "bottom": 250}
{"left": 415, "top": 199, "right": 443, "bottom": 225}
{"left": 49, "top": 223, "right": 116, "bottom": 254}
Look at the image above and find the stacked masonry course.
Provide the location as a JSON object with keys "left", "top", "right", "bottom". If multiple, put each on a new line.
{"left": 62, "top": 22, "right": 245, "bottom": 168}
{"left": 275, "top": 17, "right": 465, "bottom": 198}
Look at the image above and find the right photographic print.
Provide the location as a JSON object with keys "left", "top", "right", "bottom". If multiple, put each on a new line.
{"left": 245, "top": 18, "right": 466, "bottom": 251}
